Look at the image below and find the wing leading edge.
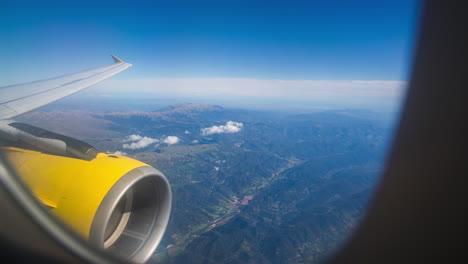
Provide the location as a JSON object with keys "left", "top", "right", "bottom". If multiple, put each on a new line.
{"left": 0, "top": 55, "right": 132, "bottom": 119}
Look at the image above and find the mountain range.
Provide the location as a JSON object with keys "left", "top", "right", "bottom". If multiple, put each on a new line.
{"left": 18, "top": 102, "right": 394, "bottom": 263}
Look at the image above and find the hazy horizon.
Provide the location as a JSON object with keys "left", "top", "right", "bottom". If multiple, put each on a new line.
{"left": 2, "top": 0, "right": 419, "bottom": 116}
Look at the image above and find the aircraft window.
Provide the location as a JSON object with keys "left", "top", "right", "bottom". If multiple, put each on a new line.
{"left": 0, "top": 1, "right": 421, "bottom": 263}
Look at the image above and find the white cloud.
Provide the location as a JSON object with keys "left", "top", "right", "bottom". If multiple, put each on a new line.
{"left": 124, "top": 134, "right": 143, "bottom": 142}
{"left": 122, "top": 134, "right": 180, "bottom": 149}
{"left": 123, "top": 135, "right": 159, "bottom": 150}
{"left": 162, "top": 136, "right": 179, "bottom": 145}
{"left": 113, "top": 151, "right": 128, "bottom": 156}
{"left": 192, "top": 140, "right": 199, "bottom": 144}
{"left": 184, "top": 130, "right": 191, "bottom": 134}
{"left": 201, "top": 121, "right": 243, "bottom": 136}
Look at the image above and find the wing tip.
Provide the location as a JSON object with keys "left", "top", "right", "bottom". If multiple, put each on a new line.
{"left": 111, "top": 55, "right": 124, "bottom": 63}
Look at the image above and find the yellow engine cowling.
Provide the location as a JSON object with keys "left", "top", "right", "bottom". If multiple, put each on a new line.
{"left": 1, "top": 147, "right": 172, "bottom": 263}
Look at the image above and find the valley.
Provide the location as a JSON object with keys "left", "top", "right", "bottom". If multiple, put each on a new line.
{"left": 18, "top": 102, "right": 394, "bottom": 263}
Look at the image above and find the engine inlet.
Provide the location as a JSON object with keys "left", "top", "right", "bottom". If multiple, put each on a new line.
{"left": 89, "top": 166, "right": 172, "bottom": 263}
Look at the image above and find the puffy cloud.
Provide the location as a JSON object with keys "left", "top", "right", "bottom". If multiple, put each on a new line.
{"left": 113, "top": 151, "right": 128, "bottom": 156}
{"left": 124, "top": 134, "right": 143, "bottom": 142}
{"left": 123, "top": 135, "right": 159, "bottom": 150}
{"left": 122, "top": 134, "right": 180, "bottom": 149}
{"left": 184, "top": 130, "right": 191, "bottom": 134}
{"left": 162, "top": 136, "right": 179, "bottom": 145}
{"left": 201, "top": 121, "right": 243, "bottom": 135}
{"left": 192, "top": 140, "right": 199, "bottom": 144}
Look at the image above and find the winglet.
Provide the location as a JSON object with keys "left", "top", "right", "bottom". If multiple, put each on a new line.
{"left": 111, "top": 55, "right": 124, "bottom": 63}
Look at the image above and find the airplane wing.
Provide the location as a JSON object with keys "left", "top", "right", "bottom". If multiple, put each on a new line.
{"left": 0, "top": 55, "right": 172, "bottom": 263}
{"left": 0, "top": 55, "right": 132, "bottom": 119}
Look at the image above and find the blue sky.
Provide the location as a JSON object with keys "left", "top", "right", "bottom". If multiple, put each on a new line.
{"left": 1, "top": 0, "right": 420, "bottom": 110}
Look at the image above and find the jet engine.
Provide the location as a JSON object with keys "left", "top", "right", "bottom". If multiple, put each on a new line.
{"left": 0, "top": 121, "right": 171, "bottom": 263}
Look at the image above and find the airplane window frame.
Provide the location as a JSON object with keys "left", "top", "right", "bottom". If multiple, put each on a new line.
{"left": 2, "top": 0, "right": 465, "bottom": 263}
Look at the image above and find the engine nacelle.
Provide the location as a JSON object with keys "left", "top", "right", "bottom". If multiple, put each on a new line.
{"left": 1, "top": 147, "right": 171, "bottom": 263}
